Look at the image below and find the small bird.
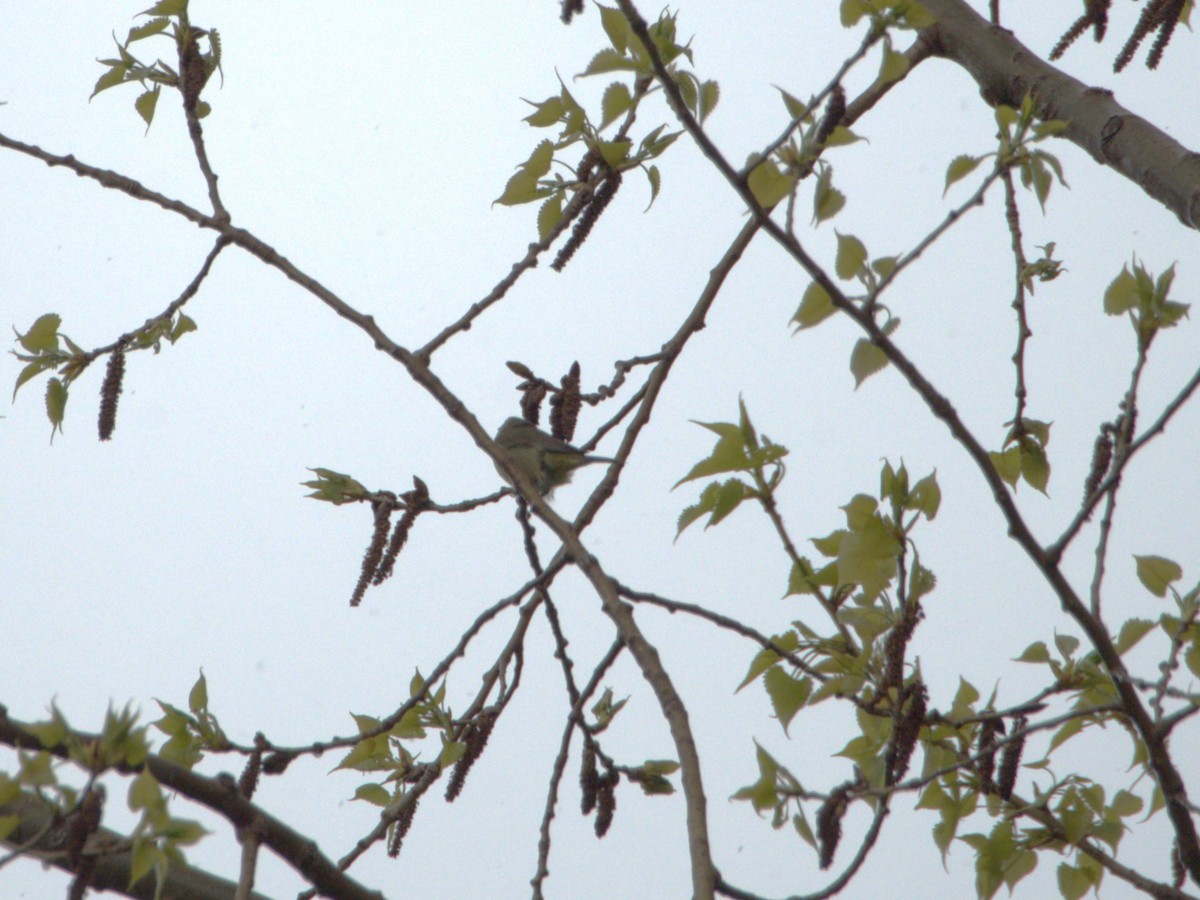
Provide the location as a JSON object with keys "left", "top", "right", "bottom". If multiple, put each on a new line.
{"left": 494, "top": 417, "right": 617, "bottom": 497}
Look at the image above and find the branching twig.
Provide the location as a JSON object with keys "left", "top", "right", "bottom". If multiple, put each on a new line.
{"left": 614, "top": 0, "right": 1200, "bottom": 882}
{"left": 531, "top": 639, "right": 624, "bottom": 898}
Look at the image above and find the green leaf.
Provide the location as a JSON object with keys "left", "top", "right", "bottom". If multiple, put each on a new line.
{"left": 1014, "top": 641, "right": 1050, "bottom": 663}
{"left": 45, "top": 377, "right": 67, "bottom": 438}
{"left": 675, "top": 443, "right": 744, "bottom": 487}
{"left": 837, "top": 510, "right": 900, "bottom": 599}
{"left": 440, "top": 740, "right": 467, "bottom": 768}
{"left": 188, "top": 672, "right": 207, "bottom": 713}
{"left": 127, "top": 17, "right": 171, "bottom": 43}
{"left": 1104, "top": 265, "right": 1138, "bottom": 315}
{"left": 787, "top": 557, "right": 831, "bottom": 596}
{"left": 994, "top": 104, "right": 1018, "bottom": 133}
{"left": 135, "top": 86, "right": 160, "bottom": 127}
{"left": 1113, "top": 618, "right": 1155, "bottom": 655}
{"left": 353, "top": 783, "right": 391, "bottom": 806}
{"left": 879, "top": 46, "right": 910, "bottom": 84}
{"left": 675, "top": 70, "right": 698, "bottom": 116}
{"left": 537, "top": 193, "right": 563, "bottom": 241}
{"left": 841, "top": 0, "right": 869, "bottom": 26}
{"left": 1054, "top": 633, "right": 1079, "bottom": 661}
{"left": 582, "top": 48, "right": 639, "bottom": 77}
{"left": 849, "top": 337, "right": 888, "bottom": 387}
{"left": 732, "top": 743, "right": 780, "bottom": 813}
{"left": 950, "top": 677, "right": 979, "bottom": 719}
{"left": 699, "top": 80, "right": 720, "bottom": 124}
{"left": 989, "top": 446, "right": 1020, "bottom": 487}
{"left": 709, "top": 478, "right": 748, "bottom": 526}
{"left": 1135, "top": 555, "right": 1181, "bottom": 597}
{"left": 169, "top": 312, "right": 198, "bottom": 343}
{"left": 811, "top": 530, "right": 845, "bottom": 558}
{"left": 494, "top": 170, "right": 548, "bottom": 207}
{"left": 1047, "top": 716, "right": 1084, "bottom": 754}
{"left": 1019, "top": 443, "right": 1050, "bottom": 494}
{"left": 910, "top": 471, "right": 941, "bottom": 519}
{"left": 777, "top": 87, "right": 808, "bottom": 120}
{"left": 908, "top": 562, "right": 937, "bottom": 603}
{"left": 812, "top": 167, "right": 845, "bottom": 223}
{"left": 792, "top": 281, "right": 836, "bottom": 330}
{"left": 303, "top": 468, "right": 368, "bottom": 504}
{"left": 823, "top": 125, "right": 862, "bottom": 148}
{"left": 1186, "top": 642, "right": 1200, "bottom": 679}
{"left": 644, "top": 164, "right": 661, "bottom": 210}
{"left": 523, "top": 140, "right": 554, "bottom": 178}
{"left": 600, "top": 82, "right": 632, "bottom": 130}
{"left": 129, "top": 839, "right": 161, "bottom": 887}
{"left": 599, "top": 4, "right": 630, "bottom": 53}
{"left": 676, "top": 482, "right": 719, "bottom": 536}
{"left": 873, "top": 255, "right": 902, "bottom": 280}
{"left": 1057, "top": 863, "right": 1092, "bottom": 900}
{"left": 901, "top": 2, "right": 937, "bottom": 29}
{"left": 523, "top": 96, "right": 565, "bottom": 128}
{"left": 737, "top": 634, "right": 794, "bottom": 691}
{"left": 598, "top": 138, "right": 632, "bottom": 168}
{"left": 764, "top": 668, "right": 810, "bottom": 734}
{"left": 160, "top": 817, "right": 207, "bottom": 844}
{"left": 91, "top": 63, "right": 130, "bottom": 99}
{"left": 142, "top": 0, "right": 188, "bottom": 15}
{"left": 1003, "top": 849, "right": 1038, "bottom": 892}
{"left": 747, "top": 158, "right": 795, "bottom": 208}
{"left": 1110, "top": 789, "right": 1143, "bottom": 818}
{"left": 835, "top": 232, "right": 868, "bottom": 280}
{"left": 13, "top": 357, "right": 59, "bottom": 399}
{"left": 944, "top": 154, "right": 984, "bottom": 194}
{"left": 643, "top": 130, "right": 680, "bottom": 160}
{"left": 17, "top": 313, "right": 62, "bottom": 353}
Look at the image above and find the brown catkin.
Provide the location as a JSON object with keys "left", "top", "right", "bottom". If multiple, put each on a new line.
{"left": 1050, "top": 14, "right": 1092, "bottom": 60}
{"left": 179, "top": 29, "right": 209, "bottom": 111}
{"left": 351, "top": 499, "right": 393, "bottom": 606}
{"left": 374, "top": 479, "right": 430, "bottom": 585}
{"left": 388, "top": 793, "right": 420, "bottom": 858}
{"left": 1147, "top": 0, "right": 1185, "bottom": 69}
{"left": 594, "top": 771, "right": 618, "bottom": 838}
{"left": 262, "top": 749, "right": 298, "bottom": 775}
{"left": 239, "top": 738, "right": 264, "bottom": 800}
{"left": 976, "top": 718, "right": 1004, "bottom": 794}
{"left": 996, "top": 715, "right": 1026, "bottom": 801}
{"left": 886, "top": 682, "right": 926, "bottom": 784}
{"left": 580, "top": 743, "right": 599, "bottom": 815}
{"left": 552, "top": 169, "right": 622, "bottom": 272}
{"left": 1083, "top": 425, "right": 1114, "bottom": 501}
{"left": 560, "top": 0, "right": 584, "bottom": 23}
{"left": 815, "top": 85, "right": 846, "bottom": 145}
{"left": 98, "top": 349, "right": 125, "bottom": 441}
{"left": 551, "top": 363, "right": 582, "bottom": 441}
{"left": 816, "top": 784, "right": 850, "bottom": 870}
{"left": 446, "top": 709, "right": 499, "bottom": 802}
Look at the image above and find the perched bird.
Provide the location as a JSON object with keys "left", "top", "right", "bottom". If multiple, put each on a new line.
{"left": 494, "top": 417, "right": 616, "bottom": 497}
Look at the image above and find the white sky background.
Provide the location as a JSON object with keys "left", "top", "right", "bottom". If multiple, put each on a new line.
{"left": 2, "top": 2, "right": 1199, "bottom": 898}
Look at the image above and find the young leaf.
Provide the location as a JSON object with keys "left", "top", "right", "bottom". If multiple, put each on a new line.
{"left": 792, "top": 282, "right": 836, "bottom": 329}
{"left": 849, "top": 337, "right": 888, "bottom": 387}
{"left": 1134, "top": 555, "right": 1181, "bottom": 597}
{"left": 835, "top": 232, "right": 868, "bottom": 280}
{"left": 747, "top": 158, "right": 795, "bottom": 208}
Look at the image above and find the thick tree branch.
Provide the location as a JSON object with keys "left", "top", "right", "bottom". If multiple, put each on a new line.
{"left": 920, "top": 0, "right": 1200, "bottom": 229}
{"left": 0, "top": 715, "right": 382, "bottom": 900}
{"left": 615, "top": 0, "right": 1200, "bottom": 884}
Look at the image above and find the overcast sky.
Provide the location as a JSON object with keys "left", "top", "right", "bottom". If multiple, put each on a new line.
{"left": 3, "top": 3, "right": 1199, "bottom": 898}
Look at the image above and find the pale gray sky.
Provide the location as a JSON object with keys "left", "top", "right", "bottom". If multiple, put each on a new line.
{"left": 3, "top": 3, "right": 1198, "bottom": 897}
